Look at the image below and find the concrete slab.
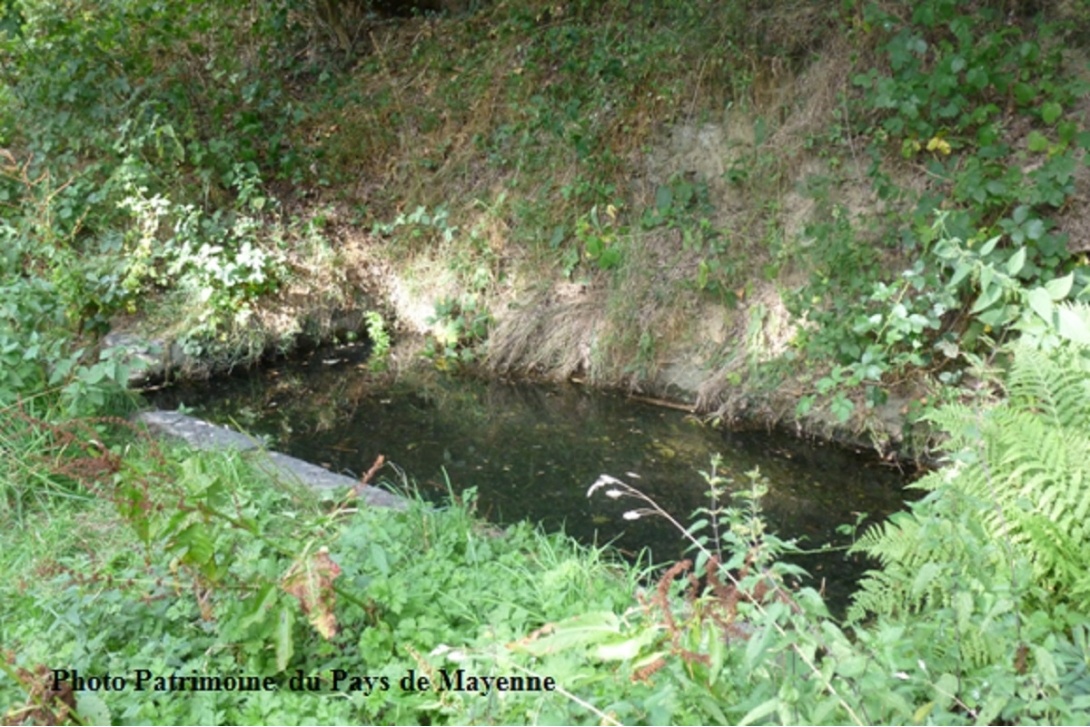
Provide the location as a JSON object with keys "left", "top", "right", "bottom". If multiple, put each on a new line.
{"left": 135, "top": 410, "right": 409, "bottom": 510}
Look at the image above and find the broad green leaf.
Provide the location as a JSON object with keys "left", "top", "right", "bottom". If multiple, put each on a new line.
{"left": 796, "top": 395, "right": 816, "bottom": 417}
{"left": 598, "top": 246, "right": 622, "bottom": 270}
{"left": 978, "top": 235, "right": 1001, "bottom": 256}
{"left": 1056, "top": 304, "right": 1090, "bottom": 344}
{"left": 707, "top": 627, "right": 726, "bottom": 686}
{"left": 913, "top": 701, "right": 935, "bottom": 723}
{"left": 239, "top": 583, "right": 277, "bottom": 630}
{"left": 949, "top": 261, "right": 972, "bottom": 288}
{"left": 513, "top": 611, "right": 622, "bottom": 656}
{"left": 912, "top": 561, "right": 941, "bottom": 596}
{"left": 978, "top": 694, "right": 1009, "bottom": 725}
{"left": 1006, "top": 247, "right": 1026, "bottom": 276}
{"left": 934, "top": 672, "right": 959, "bottom": 707}
{"left": 935, "top": 339, "right": 959, "bottom": 358}
{"left": 1025, "top": 218, "right": 1045, "bottom": 241}
{"left": 813, "top": 696, "right": 843, "bottom": 724}
{"left": 1026, "top": 287, "right": 1054, "bottom": 321}
{"left": 879, "top": 689, "right": 914, "bottom": 717}
{"left": 686, "top": 518, "right": 711, "bottom": 539}
{"left": 835, "top": 655, "right": 869, "bottom": 678}
{"left": 370, "top": 542, "right": 390, "bottom": 576}
{"left": 1045, "top": 272, "right": 1074, "bottom": 301}
{"left": 830, "top": 394, "right": 855, "bottom": 423}
{"left": 980, "top": 265, "right": 994, "bottom": 295}
{"left": 971, "top": 284, "right": 1003, "bottom": 314}
{"left": 1033, "top": 645, "right": 1059, "bottom": 683}
{"left": 655, "top": 184, "right": 673, "bottom": 213}
{"left": 977, "top": 305, "right": 1014, "bottom": 327}
{"left": 174, "top": 523, "right": 215, "bottom": 571}
{"left": 743, "top": 622, "right": 774, "bottom": 670}
{"left": 594, "top": 628, "right": 659, "bottom": 661}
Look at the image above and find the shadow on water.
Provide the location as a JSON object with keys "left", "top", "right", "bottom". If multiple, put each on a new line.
{"left": 151, "top": 346, "right": 918, "bottom": 613}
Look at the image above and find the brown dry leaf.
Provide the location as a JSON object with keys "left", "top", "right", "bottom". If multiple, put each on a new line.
{"left": 280, "top": 546, "right": 342, "bottom": 640}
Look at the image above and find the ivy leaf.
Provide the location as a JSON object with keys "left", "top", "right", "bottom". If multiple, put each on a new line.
{"left": 1024, "top": 218, "right": 1045, "bottom": 241}
{"left": 1026, "top": 130, "right": 1050, "bottom": 153}
{"left": 1041, "top": 101, "right": 1062, "bottom": 125}
{"left": 830, "top": 395, "right": 855, "bottom": 423}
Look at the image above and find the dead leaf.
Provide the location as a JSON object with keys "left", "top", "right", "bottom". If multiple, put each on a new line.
{"left": 281, "top": 546, "right": 341, "bottom": 639}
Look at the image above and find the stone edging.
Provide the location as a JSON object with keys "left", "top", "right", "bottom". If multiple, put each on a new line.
{"left": 135, "top": 410, "right": 409, "bottom": 510}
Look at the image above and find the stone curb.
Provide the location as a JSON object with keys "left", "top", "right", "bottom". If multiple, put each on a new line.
{"left": 135, "top": 410, "right": 409, "bottom": 510}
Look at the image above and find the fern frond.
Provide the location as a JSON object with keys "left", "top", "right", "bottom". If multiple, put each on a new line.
{"left": 853, "top": 338, "right": 1090, "bottom": 624}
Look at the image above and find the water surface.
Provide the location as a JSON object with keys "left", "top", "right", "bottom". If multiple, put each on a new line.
{"left": 151, "top": 347, "right": 915, "bottom": 609}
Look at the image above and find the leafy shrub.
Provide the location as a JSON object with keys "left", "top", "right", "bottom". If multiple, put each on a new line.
{"left": 784, "top": 0, "right": 1089, "bottom": 415}
{"left": 117, "top": 166, "right": 286, "bottom": 334}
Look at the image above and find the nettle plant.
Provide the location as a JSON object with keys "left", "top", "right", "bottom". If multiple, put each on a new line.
{"left": 118, "top": 164, "right": 286, "bottom": 333}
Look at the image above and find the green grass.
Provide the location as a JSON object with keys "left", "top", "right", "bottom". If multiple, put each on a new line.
{"left": 4, "top": 385, "right": 1090, "bottom": 725}
{"left": 0, "top": 429, "right": 650, "bottom": 724}
{"left": 5, "top": 2, "right": 1090, "bottom": 723}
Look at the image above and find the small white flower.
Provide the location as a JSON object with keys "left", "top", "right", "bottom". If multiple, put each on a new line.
{"left": 894, "top": 671, "right": 910, "bottom": 681}
{"left": 622, "top": 511, "right": 642, "bottom": 521}
{"left": 430, "top": 644, "right": 467, "bottom": 662}
{"left": 605, "top": 489, "right": 624, "bottom": 500}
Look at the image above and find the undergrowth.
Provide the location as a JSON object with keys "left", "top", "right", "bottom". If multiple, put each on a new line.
{"left": 4, "top": 3, "right": 1090, "bottom": 723}
{"left": 5, "top": 300, "right": 1090, "bottom": 724}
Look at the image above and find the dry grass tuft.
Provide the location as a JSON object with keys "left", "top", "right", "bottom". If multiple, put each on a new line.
{"left": 487, "top": 283, "right": 605, "bottom": 381}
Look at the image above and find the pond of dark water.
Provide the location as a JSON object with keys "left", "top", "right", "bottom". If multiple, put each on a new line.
{"left": 150, "top": 345, "right": 917, "bottom": 611}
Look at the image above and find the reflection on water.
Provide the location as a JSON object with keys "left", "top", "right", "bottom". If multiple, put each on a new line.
{"left": 151, "top": 346, "right": 916, "bottom": 611}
